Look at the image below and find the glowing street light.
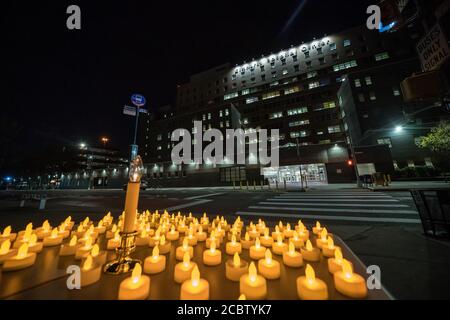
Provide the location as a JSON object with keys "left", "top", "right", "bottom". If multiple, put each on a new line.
{"left": 394, "top": 126, "right": 403, "bottom": 133}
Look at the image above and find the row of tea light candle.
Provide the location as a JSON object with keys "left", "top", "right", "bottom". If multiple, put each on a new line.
{"left": 0, "top": 212, "right": 368, "bottom": 300}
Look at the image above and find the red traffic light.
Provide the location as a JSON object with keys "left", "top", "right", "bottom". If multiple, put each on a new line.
{"left": 347, "top": 160, "right": 354, "bottom": 166}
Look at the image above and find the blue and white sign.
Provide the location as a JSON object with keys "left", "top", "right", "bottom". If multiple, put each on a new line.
{"left": 131, "top": 94, "right": 146, "bottom": 107}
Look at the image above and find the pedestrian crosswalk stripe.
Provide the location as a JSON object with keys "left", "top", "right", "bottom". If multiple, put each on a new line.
{"left": 268, "top": 198, "right": 399, "bottom": 203}
{"left": 248, "top": 205, "right": 418, "bottom": 215}
{"left": 258, "top": 202, "right": 410, "bottom": 208}
{"left": 235, "top": 211, "right": 421, "bottom": 224}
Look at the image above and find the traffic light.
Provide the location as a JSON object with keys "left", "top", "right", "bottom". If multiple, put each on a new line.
{"left": 347, "top": 160, "right": 354, "bottom": 166}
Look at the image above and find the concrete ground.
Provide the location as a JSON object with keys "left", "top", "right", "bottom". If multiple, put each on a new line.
{"left": 1, "top": 187, "right": 449, "bottom": 300}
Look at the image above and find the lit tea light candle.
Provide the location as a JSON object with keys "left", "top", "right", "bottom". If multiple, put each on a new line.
{"left": 334, "top": 260, "right": 368, "bottom": 299}
{"left": 28, "top": 234, "right": 43, "bottom": 253}
{"left": 166, "top": 225, "right": 180, "bottom": 241}
{"left": 238, "top": 294, "right": 246, "bottom": 300}
{"left": 283, "top": 241, "right": 303, "bottom": 268}
{"left": 177, "top": 221, "right": 188, "bottom": 234}
{"left": 328, "top": 247, "right": 353, "bottom": 274}
{"left": 87, "top": 244, "right": 107, "bottom": 266}
{"left": 295, "top": 221, "right": 310, "bottom": 242}
{"left": 136, "top": 229, "right": 150, "bottom": 246}
{"left": 76, "top": 236, "right": 94, "bottom": 259}
{"left": 260, "top": 228, "right": 274, "bottom": 247}
{"left": 226, "top": 235, "right": 242, "bottom": 255}
{"left": 174, "top": 252, "right": 197, "bottom": 283}
{"left": 272, "top": 235, "right": 287, "bottom": 255}
{"left": 316, "top": 228, "right": 329, "bottom": 249}
{"left": 203, "top": 240, "right": 222, "bottom": 266}
{"left": 157, "top": 235, "right": 171, "bottom": 254}
{"left": 258, "top": 249, "right": 280, "bottom": 280}
{"left": 206, "top": 231, "right": 221, "bottom": 248}
{"left": 1, "top": 226, "right": 17, "bottom": 243}
{"left": 107, "top": 231, "right": 121, "bottom": 250}
{"left": 18, "top": 222, "right": 33, "bottom": 238}
{"left": 94, "top": 220, "right": 106, "bottom": 234}
{"left": 283, "top": 223, "right": 294, "bottom": 238}
{"left": 3, "top": 243, "right": 37, "bottom": 271}
{"left": 322, "top": 237, "right": 340, "bottom": 258}
{"left": 184, "top": 228, "right": 198, "bottom": 246}
{"left": 80, "top": 255, "right": 101, "bottom": 287}
{"left": 180, "top": 265, "right": 209, "bottom": 300}
{"left": 57, "top": 224, "right": 70, "bottom": 239}
{"left": 144, "top": 246, "right": 166, "bottom": 274}
{"left": 43, "top": 228, "right": 63, "bottom": 247}
{"left": 60, "top": 235, "right": 79, "bottom": 256}
{"left": 241, "top": 232, "right": 254, "bottom": 249}
{"left": 148, "top": 229, "right": 161, "bottom": 248}
{"left": 14, "top": 227, "right": 33, "bottom": 248}
{"left": 0, "top": 240, "right": 16, "bottom": 264}
{"left": 291, "top": 231, "right": 304, "bottom": 249}
{"left": 312, "top": 221, "right": 323, "bottom": 235}
{"left": 248, "top": 225, "right": 259, "bottom": 239}
{"left": 72, "top": 224, "right": 86, "bottom": 238}
{"left": 271, "top": 226, "right": 284, "bottom": 241}
{"left": 118, "top": 263, "right": 151, "bottom": 300}
{"left": 300, "top": 240, "right": 321, "bottom": 262}
{"left": 226, "top": 252, "right": 248, "bottom": 281}
{"left": 106, "top": 224, "right": 118, "bottom": 239}
{"left": 249, "top": 238, "right": 266, "bottom": 260}
{"left": 239, "top": 262, "right": 267, "bottom": 300}
{"left": 296, "top": 264, "right": 328, "bottom": 300}
{"left": 176, "top": 238, "right": 193, "bottom": 260}
{"left": 36, "top": 220, "right": 52, "bottom": 239}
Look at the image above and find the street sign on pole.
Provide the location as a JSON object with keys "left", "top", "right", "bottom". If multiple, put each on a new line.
{"left": 131, "top": 94, "right": 146, "bottom": 107}
{"left": 417, "top": 23, "right": 450, "bottom": 72}
{"left": 123, "top": 105, "right": 137, "bottom": 116}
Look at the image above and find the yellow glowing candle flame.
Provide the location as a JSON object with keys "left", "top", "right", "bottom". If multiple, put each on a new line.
{"left": 245, "top": 232, "right": 250, "bottom": 241}
{"left": 335, "top": 247, "right": 343, "bottom": 262}
{"left": 98, "top": 220, "right": 103, "bottom": 228}
{"left": 171, "top": 225, "right": 175, "bottom": 232}
{"left": 191, "top": 265, "right": 200, "bottom": 287}
{"left": 305, "top": 264, "right": 316, "bottom": 284}
{"left": 182, "top": 238, "right": 188, "bottom": 249}
{"left": 233, "top": 252, "right": 240, "bottom": 267}
{"left": 83, "top": 217, "right": 89, "bottom": 226}
{"left": 17, "top": 243, "right": 29, "bottom": 259}
{"left": 23, "top": 228, "right": 32, "bottom": 242}
{"left": 298, "top": 223, "right": 305, "bottom": 233}
{"left": 210, "top": 240, "right": 216, "bottom": 253}
{"left": 26, "top": 223, "right": 33, "bottom": 232}
{"left": 91, "top": 244, "right": 99, "bottom": 257}
{"left": 43, "top": 220, "right": 50, "bottom": 232}
{"left": 342, "top": 260, "right": 353, "bottom": 279}
{"left": 275, "top": 226, "right": 280, "bottom": 233}
{"left": 0, "top": 240, "right": 11, "bottom": 254}
{"left": 114, "top": 231, "right": 120, "bottom": 241}
{"left": 293, "top": 231, "right": 299, "bottom": 241}
{"left": 85, "top": 236, "right": 93, "bottom": 249}
{"left": 59, "top": 224, "right": 65, "bottom": 232}
{"left": 29, "top": 234, "right": 37, "bottom": 246}
{"left": 320, "top": 228, "right": 328, "bottom": 241}
{"left": 287, "top": 223, "right": 291, "bottom": 231}
{"left": 160, "top": 235, "right": 166, "bottom": 245}
{"left": 111, "top": 224, "right": 117, "bottom": 233}
{"left": 265, "top": 249, "right": 272, "bottom": 264}
{"left": 83, "top": 255, "right": 93, "bottom": 271}
{"left": 289, "top": 241, "right": 295, "bottom": 254}
{"left": 183, "top": 252, "right": 190, "bottom": 267}
{"left": 255, "top": 238, "right": 261, "bottom": 249}
{"left": 152, "top": 246, "right": 159, "bottom": 259}
{"left": 132, "top": 263, "right": 142, "bottom": 284}
{"left": 2, "top": 226, "right": 11, "bottom": 237}
{"left": 264, "top": 229, "right": 269, "bottom": 238}
{"left": 231, "top": 235, "right": 236, "bottom": 244}
{"left": 69, "top": 236, "right": 77, "bottom": 247}
{"left": 279, "top": 221, "right": 283, "bottom": 228}
{"left": 77, "top": 225, "right": 83, "bottom": 233}
{"left": 327, "top": 237, "right": 334, "bottom": 249}
{"left": 277, "top": 235, "right": 282, "bottom": 245}
{"left": 141, "top": 229, "right": 147, "bottom": 238}
{"left": 249, "top": 262, "right": 257, "bottom": 283}
{"left": 316, "top": 221, "right": 321, "bottom": 230}
{"left": 51, "top": 228, "right": 58, "bottom": 238}
{"left": 306, "top": 240, "right": 313, "bottom": 251}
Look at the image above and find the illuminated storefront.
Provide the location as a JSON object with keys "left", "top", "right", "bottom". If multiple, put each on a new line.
{"left": 262, "top": 164, "right": 328, "bottom": 185}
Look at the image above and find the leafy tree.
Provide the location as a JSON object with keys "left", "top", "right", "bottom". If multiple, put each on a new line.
{"left": 416, "top": 121, "right": 450, "bottom": 172}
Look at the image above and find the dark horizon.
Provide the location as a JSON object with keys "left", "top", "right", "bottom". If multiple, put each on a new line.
{"left": 2, "top": 0, "right": 374, "bottom": 175}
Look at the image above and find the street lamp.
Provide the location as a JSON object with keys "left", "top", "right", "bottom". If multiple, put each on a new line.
{"left": 394, "top": 126, "right": 403, "bottom": 133}
{"left": 101, "top": 137, "right": 110, "bottom": 147}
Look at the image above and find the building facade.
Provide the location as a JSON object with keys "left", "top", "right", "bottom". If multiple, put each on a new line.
{"left": 141, "top": 21, "right": 429, "bottom": 186}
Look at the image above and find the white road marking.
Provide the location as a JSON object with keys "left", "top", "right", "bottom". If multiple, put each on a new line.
{"left": 267, "top": 198, "right": 399, "bottom": 203}
{"left": 235, "top": 211, "right": 421, "bottom": 224}
{"left": 248, "top": 205, "right": 418, "bottom": 215}
{"left": 184, "top": 193, "right": 225, "bottom": 200}
{"left": 165, "top": 199, "right": 212, "bottom": 211}
{"left": 258, "top": 202, "right": 410, "bottom": 208}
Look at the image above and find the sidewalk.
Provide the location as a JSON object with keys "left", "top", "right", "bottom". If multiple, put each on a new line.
{"left": 368, "top": 181, "right": 450, "bottom": 192}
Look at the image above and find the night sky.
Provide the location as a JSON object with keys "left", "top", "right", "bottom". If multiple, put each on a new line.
{"left": 2, "top": 0, "right": 374, "bottom": 172}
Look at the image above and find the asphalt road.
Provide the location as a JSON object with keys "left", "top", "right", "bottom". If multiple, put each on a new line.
{"left": 1, "top": 188, "right": 450, "bottom": 300}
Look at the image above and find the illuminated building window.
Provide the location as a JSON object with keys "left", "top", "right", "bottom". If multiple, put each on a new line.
{"left": 284, "top": 86, "right": 300, "bottom": 95}
{"left": 290, "top": 131, "right": 308, "bottom": 138}
{"left": 375, "top": 52, "right": 390, "bottom": 61}
{"left": 369, "top": 91, "right": 377, "bottom": 101}
{"left": 307, "top": 71, "right": 317, "bottom": 78}
{"left": 377, "top": 138, "right": 392, "bottom": 148}
{"left": 224, "top": 92, "right": 239, "bottom": 100}
{"left": 330, "top": 43, "right": 337, "bottom": 50}
{"left": 323, "top": 101, "right": 336, "bottom": 109}
{"left": 225, "top": 109, "right": 229, "bottom": 116}
{"left": 354, "top": 79, "right": 361, "bottom": 87}
{"left": 287, "top": 107, "right": 308, "bottom": 116}
{"left": 333, "top": 60, "right": 358, "bottom": 72}
{"left": 226, "top": 121, "right": 230, "bottom": 128}
{"left": 246, "top": 97, "right": 259, "bottom": 104}
{"left": 344, "top": 39, "right": 351, "bottom": 47}
{"left": 365, "top": 76, "right": 373, "bottom": 85}
{"left": 289, "top": 119, "right": 310, "bottom": 127}
{"left": 328, "top": 125, "right": 341, "bottom": 133}
{"left": 309, "top": 81, "right": 320, "bottom": 89}
{"left": 393, "top": 87, "right": 401, "bottom": 96}
{"left": 262, "top": 91, "right": 280, "bottom": 100}
{"left": 242, "top": 89, "right": 250, "bottom": 95}
{"left": 282, "top": 69, "right": 289, "bottom": 75}
{"left": 269, "top": 111, "right": 283, "bottom": 119}
{"left": 157, "top": 134, "right": 162, "bottom": 141}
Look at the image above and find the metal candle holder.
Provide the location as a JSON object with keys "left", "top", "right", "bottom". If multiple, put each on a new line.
{"left": 104, "top": 231, "right": 141, "bottom": 274}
